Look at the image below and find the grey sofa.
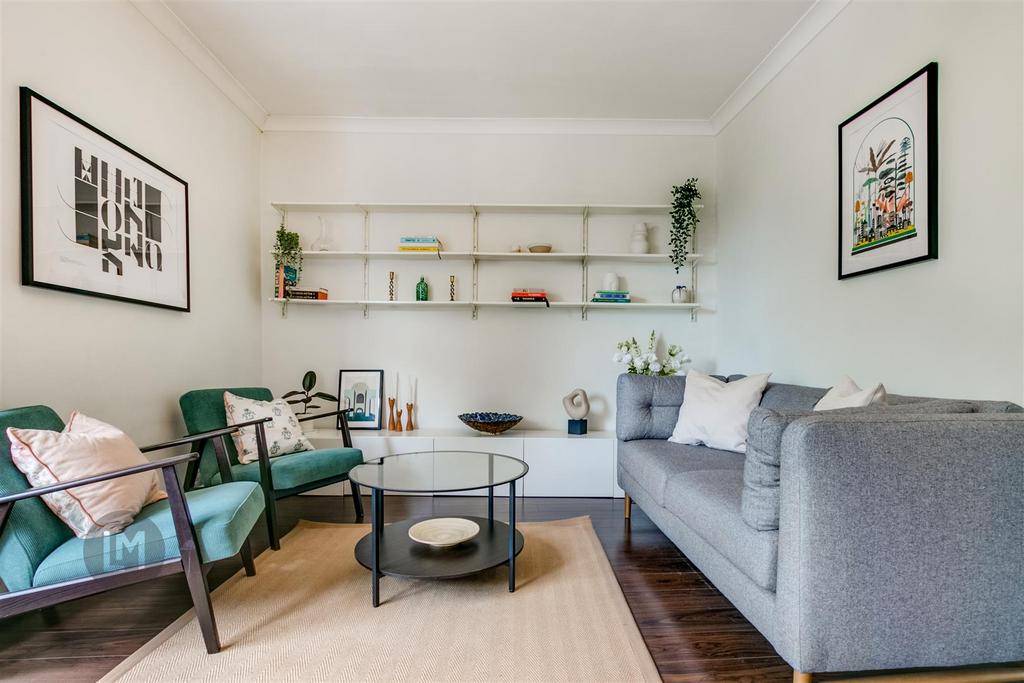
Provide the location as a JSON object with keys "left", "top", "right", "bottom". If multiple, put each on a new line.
{"left": 616, "top": 373, "right": 1024, "bottom": 679}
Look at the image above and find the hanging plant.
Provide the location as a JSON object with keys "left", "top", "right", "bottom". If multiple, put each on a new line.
{"left": 272, "top": 221, "right": 303, "bottom": 316}
{"left": 670, "top": 179, "right": 701, "bottom": 273}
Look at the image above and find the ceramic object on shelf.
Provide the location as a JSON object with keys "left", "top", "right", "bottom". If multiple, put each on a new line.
{"left": 458, "top": 412, "right": 523, "bottom": 434}
{"left": 602, "top": 272, "right": 619, "bottom": 291}
{"left": 311, "top": 216, "right": 332, "bottom": 252}
{"left": 630, "top": 222, "right": 650, "bottom": 254}
{"left": 528, "top": 244, "right": 552, "bottom": 253}
{"left": 415, "top": 276, "right": 428, "bottom": 301}
{"left": 672, "top": 285, "right": 691, "bottom": 304}
{"left": 408, "top": 517, "right": 480, "bottom": 548}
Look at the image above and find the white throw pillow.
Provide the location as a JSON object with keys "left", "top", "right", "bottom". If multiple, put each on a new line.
{"left": 7, "top": 413, "right": 166, "bottom": 539}
{"left": 669, "top": 371, "right": 772, "bottom": 453}
{"left": 224, "top": 392, "right": 313, "bottom": 464}
{"left": 814, "top": 375, "right": 887, "bottom": 411}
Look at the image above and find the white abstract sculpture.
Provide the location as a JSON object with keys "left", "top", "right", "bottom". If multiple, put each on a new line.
{"left": 562, "top": 389, "right": 590, "bottom": 420}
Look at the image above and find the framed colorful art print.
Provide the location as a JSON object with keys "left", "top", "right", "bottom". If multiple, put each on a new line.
{"left": 337, "top": 369, "right": 384, "bottom": 430}
{"left": 20, "top": 87, "right": 190, "bottom": 310}
{"left": 838, "top": 63, "right": 937, "bottom": 280}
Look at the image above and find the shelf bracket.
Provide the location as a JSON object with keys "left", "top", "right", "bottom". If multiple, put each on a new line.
{"left": 472, "top": 304, "right": 478, "bottom": 320}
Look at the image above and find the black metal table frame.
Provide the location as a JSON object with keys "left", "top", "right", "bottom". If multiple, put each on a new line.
{"left": 357, "top": 452, "right": 527, "bottom": 608}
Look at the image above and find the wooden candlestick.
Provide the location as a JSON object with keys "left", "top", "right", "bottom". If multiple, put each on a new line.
{"left": 387, "top": 397, "right": 397, "bottom": 431}
{"left": 405, "top": 403, "right": 414, "bottom": 431}
{"left": 395, "top": 408, "right": 404, "bottom": 432}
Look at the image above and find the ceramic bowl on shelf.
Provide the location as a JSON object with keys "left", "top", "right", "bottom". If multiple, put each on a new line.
{"left": 408, "top": 518, "right": 480, "bottom": 548}
{"left": 527, "top": 244, "right": 552, "bottom": 253}
{"left": 458, "top": 412, "right": 523, "bottom": 434}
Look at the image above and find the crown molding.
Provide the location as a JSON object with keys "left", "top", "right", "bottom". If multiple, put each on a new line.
{"left": 130, "top": 0, "right": 268, "bottom": 129}
{"left": 261, "top": 116, "right": 715, "bottom": 136}
{"left": 710, "top": 0, "right": 851, "bottom": 134}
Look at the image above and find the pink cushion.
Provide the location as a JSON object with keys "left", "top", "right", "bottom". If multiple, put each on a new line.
{"left": 7, "top": 413, "right": 166, "bottom": 538}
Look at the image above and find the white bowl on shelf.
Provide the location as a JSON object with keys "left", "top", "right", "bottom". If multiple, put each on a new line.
{"left": 408, "top": 517, "right": 480, "bottom": 548}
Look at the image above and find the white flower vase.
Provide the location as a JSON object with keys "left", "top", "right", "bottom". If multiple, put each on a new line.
{"left": 630, "top": 222, "right": 650, "bottom": 254}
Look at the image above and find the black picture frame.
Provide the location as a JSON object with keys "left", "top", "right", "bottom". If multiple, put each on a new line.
{"left": 20, "top": 87, "right": 191, "bottom": 311}
{"left": 337, "top": 369, "right": 385, "bottom": 431}
{"left": 837, "top": 62, "right": 937, "bottom": 280}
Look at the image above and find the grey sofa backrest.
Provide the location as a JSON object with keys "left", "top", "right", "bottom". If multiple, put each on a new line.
{"left": 616, "top": 373, "right": 1024, "bottom": 442}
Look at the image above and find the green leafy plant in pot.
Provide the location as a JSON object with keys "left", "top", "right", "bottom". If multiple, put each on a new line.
{"left": 283, "top": 371, "right": 337, "bottom": 415}
{"left": 272, "top": 221, "right": 303, "bottom": 314}
{"left": 670, "top": 179, "right": 701, "bottom": 273}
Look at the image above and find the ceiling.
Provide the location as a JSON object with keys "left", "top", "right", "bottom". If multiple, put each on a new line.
{"left": 164, "top": 0, "right": 815, "bottom": 121}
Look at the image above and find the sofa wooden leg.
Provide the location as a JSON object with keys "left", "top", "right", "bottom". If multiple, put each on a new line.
{"left": 624, "top": 494, "right": 632, "bottom": 520}
{"left": 793, "top": 671, "right": 812, "bottom": 683}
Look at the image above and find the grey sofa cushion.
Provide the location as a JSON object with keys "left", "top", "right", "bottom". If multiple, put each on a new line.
{"left": 618, "top": 439, "right": 743, "bottom": 506}
{"left": 759, "top": 383, "right": 828, "bottom": 412}
{"left": 664, "top": 468, "right": 779, "bottom": 591}
{"left": 616, "top": 374, "right": 685, "bottom": 441}
{"left": 741, "top": 400, "right": 983, "bottom": 532}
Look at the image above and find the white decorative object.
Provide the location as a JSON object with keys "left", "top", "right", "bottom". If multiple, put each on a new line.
{"left": 408, "top": 517, "right": 480, "bottom": 547}
{"left": 562, "top": 389, "right": 591, "bottom": 420}
{"left": 629, "top": 222, "right": 650, "bottom": 254}
{"left": 311, "top": 216, "right": 332, "bottom": 251}
{"left": 669, "top": 370, "right": 771, "bottom": 453}
{"left": 672, "top": 285, "right": 691, "bottom": 303}
{"left": 814, "top": 375, "right": 887, "bottom": 411}
{"left": 602, "top": 272, "right": 619, "bottom": 291}
{"left": 224, "top": 392, "right": 313, "bottom": 463}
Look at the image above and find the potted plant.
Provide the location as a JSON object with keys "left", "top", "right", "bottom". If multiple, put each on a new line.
{"left": 283, "top": 371, "right": 338, "bottom": 416}
{"left": 272, "top": 221, "right": 303, "bottom": 314}
{"left": 670, "top": 179, "right": 701, "bottom": 273}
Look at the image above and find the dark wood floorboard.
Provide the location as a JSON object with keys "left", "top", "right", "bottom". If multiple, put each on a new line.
{"left": 1, "top": 496, "right": 1016, "bottom": 682}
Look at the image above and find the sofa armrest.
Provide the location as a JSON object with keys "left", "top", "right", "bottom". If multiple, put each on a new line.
{"left": 773, "top": 413, "right": 1024, "bottom": 673}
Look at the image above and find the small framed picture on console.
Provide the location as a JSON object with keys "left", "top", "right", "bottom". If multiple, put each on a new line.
{"left": 337, "top": 369, "right": 384, "bottom": 430}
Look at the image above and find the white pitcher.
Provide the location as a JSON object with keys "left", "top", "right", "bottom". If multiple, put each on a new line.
{"left": 603, "top": 272, "right": 619, "bottom": 291}
{"left": 630, "top": 222, "right": 650, "bottom": 254}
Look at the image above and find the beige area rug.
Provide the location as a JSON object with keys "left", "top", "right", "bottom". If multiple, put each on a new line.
{"left": 102, "top": 517, "right": 661, "bottom": 683}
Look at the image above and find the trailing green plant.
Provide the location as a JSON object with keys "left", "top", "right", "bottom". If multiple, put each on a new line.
{"left": 272, "top": 221, "right": 303, "bottom": 276}
{"left": 670, "top": 179, "right": 701, "bottom": 273}
{"left": 282, "top": 370, "right": 337, "bottom": 415}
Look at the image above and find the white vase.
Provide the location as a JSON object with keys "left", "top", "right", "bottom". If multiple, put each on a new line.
{"left": 672, "top": 285, "right": 691, "bottom": 303}
{"left": 630, "top": 223, "right": 650, "bottom": 254}
{"left": 311, "top": 216, "right": 331, "bottom": 252}
{"left": 602, "top": 272, "right": 619, "bottom": 291}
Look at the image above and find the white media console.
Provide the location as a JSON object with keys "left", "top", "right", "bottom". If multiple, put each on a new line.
{"left": 305, "top": 428, "right": 622, "bottom": 498}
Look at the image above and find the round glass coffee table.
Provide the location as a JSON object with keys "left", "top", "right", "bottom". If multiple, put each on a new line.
{"left": 348, "top": 450, "right": 529, "bottom": 607}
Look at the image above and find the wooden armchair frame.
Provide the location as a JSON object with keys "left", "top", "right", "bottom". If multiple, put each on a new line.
{"left": 0, "top": 416, "right": 271, "bottom": 654}
{"left": 197, "top": 408, "right": 362, "bottom": 550}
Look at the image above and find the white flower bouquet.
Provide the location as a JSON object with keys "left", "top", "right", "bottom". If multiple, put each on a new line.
{"left": 613, "top": 331, "right": 689, "bottom": 376}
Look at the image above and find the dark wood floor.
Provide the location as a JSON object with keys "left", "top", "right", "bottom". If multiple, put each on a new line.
{"left": 3, "top": 496, "right": 1018, "bottom": 682}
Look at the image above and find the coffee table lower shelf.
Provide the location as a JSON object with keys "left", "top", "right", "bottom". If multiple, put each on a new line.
{"left": 354, "top": 516, "right": 525, "bottom": 580}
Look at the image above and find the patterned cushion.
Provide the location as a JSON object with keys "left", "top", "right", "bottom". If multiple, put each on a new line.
{"left": 223, "top": 392, "right": 313, "bottom": 464}
{"left": 7, "top": 413, "right": 165, "bottom": 539}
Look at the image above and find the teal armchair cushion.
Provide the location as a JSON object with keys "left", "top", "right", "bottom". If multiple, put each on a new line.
{"left": 32, "top": 481, "right": 264, "bottom": 588}
{"left": 179, "top": 388, "right": 273, "bottom": 487}
{"left": 213, "top": 447, "right": 363, "bottom": 491}
{"left": 0, "top": 406, "right": 74, "bottom": 592}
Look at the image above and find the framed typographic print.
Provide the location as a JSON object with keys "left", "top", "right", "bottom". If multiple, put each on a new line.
{"left": 838, "top": 63, "right": 937, "bottom": 279}
{"left": 20, "top": 87, "right": 190, "bottom": 310}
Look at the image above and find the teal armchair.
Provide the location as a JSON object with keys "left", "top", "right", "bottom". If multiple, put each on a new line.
{"left": 0, "top": 406, "right": 269, "bottom": 654}
{"left": 179, "top": 388, "right": 364, "bottom": 550}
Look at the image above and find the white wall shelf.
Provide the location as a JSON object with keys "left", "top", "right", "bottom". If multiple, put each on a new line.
{"left": 271, "top": 200, "right": 705, "bottom": 321}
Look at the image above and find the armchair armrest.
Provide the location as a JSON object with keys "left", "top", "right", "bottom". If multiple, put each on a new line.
{"left": 0, "top": 452, "right": 198, "bottom": 505}
{"left": 773, "top": 413, "right": 1024, "bottom": 673}
{"left": 140, "top": 417, "right": 272, "bottom": 453}
{"left": 297, "top": 408, "right": 354, "bottom": 448}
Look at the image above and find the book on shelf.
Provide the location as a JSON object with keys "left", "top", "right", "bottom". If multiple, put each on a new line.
{"left": 594, "top": 290, "right": 629, "bottom": 298}
{"left": 274, "top": 264, "right": 298, "bottom": 298}
{"left": 591, "top": 296, "right": 631, "bottom": 303}
{"left": 397, "top": 245, "right": 441, "bottom": 252}
{"left": 400, "top": 236, "right": 440, "bottom": 244}
{"left": 511, "top": 289, "right": 547, "bottom": 297}
{"left": 287, "top": 288, "right": 329, "bottom": 300}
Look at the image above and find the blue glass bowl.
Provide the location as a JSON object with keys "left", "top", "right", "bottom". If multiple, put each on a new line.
{"left": 458, "top": 412, "right": 523, "bottom": 434}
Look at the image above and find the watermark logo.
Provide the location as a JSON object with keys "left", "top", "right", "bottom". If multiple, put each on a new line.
{"left": 83, "top": 518, "right": 165, "bottom": 577}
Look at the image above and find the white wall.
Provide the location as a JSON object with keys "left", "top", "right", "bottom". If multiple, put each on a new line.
{"left": 261, "top": 132, "right": 718, "bottom": 430}
{"left": 1, "top": 1, "right": 263, "bottom": 443}
{"left": 715, "top": 0, "right": 1024, "bottom": 402}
